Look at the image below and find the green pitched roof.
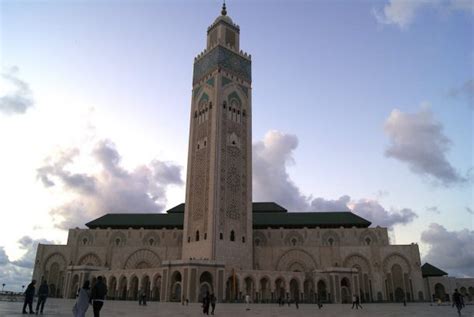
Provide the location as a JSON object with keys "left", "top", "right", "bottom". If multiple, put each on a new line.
{"left": 421, "top": 263, "right": 448, "bottom": 277}
{"left": 86, "top": 202, "right": 371, "bottom": 229}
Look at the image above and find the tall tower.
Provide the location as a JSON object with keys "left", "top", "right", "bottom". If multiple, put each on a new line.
{"left": 182, "top": 4, "right": 252, "bottom": 270}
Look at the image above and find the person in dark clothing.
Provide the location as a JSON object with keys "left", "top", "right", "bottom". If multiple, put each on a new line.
{"left": 35, "top": 281, "right": 49, "bottom": 315}
{"left": 452, "top": 289, "right": 463, "bottom": 316}
{"left": 202, "top": 291, "right": 210, "bottom": 315}
{"left": 90, "top": 276, "right": 107, "bottom": 317}
{"left": 355, "top": 295, "right": 363, "bottom": 309}
{"left": 22, "top": 280, "right": 36, "bottom": 314}
{"left": 210, "top": 293, "right": 216, "bottom": 315}
{"left": 294, "top": 297, "right": 299, "bottom": 309}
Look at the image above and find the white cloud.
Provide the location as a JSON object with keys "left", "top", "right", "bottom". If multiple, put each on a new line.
{"left": 384, "top": 106, "right": 468, "bottom": 186}
{"left": 421, "top": 223, "right": 474, "bottom": 277}
{"left": 0, "top": 66, "right": 34, "bottom": 115}
{"left": 253, "top": 130, "right": 418, "bottom": 228}
{"left": 373, "top": 0, "right": 473, "bottom": 29}
{"left": 37, "top": 139, "right": 183, "bottom": 229}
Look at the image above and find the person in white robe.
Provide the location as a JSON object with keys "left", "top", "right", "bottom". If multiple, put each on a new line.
{"left": 73, "top": 280, "right": 90, "bottom": 317}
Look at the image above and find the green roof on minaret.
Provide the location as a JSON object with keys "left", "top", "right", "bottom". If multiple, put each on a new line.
{"left": 421, "top": 263, "right": 448, "bottom": 277}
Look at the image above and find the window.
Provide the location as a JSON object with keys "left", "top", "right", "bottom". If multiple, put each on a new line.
{"left": 204, "top": 233, "right": 207, "bottom": 240}
{"left": 230, "top": 230, "right": 235, "bottom": 242}
{"left": 223, "top": 102, "right": 226, "bottom": 109}
{"left": 219, "top": 233, "right": 223, "bottom": 240}
{"left": 328, "top": 238, "right": 334, "bottom": 246}
{"left": 291, "top": 238, "right": 297, "bottom": 246}
{"left": 209, "top": 102, "right": 212, "bottom": 109}
{"left": 255, "top": 239, "right": 260, "bottom": 246}
{"left": 204, "top": 140, "right": 207, "bottom": 146}
{"left": 82, "top": 238, "right": 88, "bottom": 245}
{"left": 242, "top": 236, "right": 245, "bottom": 243}
{"left": 149, "top": 238, "right": 154, "bottom": 246}
{"left": 196, "top": 230, "right": 200, "bottom": 242}
{"left": 197, "top": 144, "right": 200, "bottom": 150}
{"left": 365, "top": 237, "right": 371, "bottom": 245}
{"left": 115, "top": 238, "right": 121, "bottom": 246}
{"left": 188, "top": 236, "right": 191, "bottom": 243}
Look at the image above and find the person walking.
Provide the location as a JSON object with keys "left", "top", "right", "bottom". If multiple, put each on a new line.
{"left": 245, "top": 293, "right": 250, "bottom": 311}
{"left": 294, "top": 296, "right": 299, "bottom": 309}
{"left": 355, "top": 295, "right": 363, "bottom": 309}
{"left": 316, "top": 294, "right": 323, "bottom": 309}
{"left": 35, "top": 280, "right": 49, "bottom": 315}
{"left": 202, "top": 291, "right": 210, "bottom": 315}
{"left": 73, "top": 281, "right": 90, "bottom": 317}
{"left": 210, "top": 293, "right": 216, "bottom": 315}
{"left": 90, "top": 276, "right": 107, "bottom": 317}
{"left": 351, "top": 294, "right": 357, "bottom": 309}
{"left": 452, "top": 289, "right": 463, "bottom": 316}
{"left": 22, "top": 279, "right": 36, "bottom": 314}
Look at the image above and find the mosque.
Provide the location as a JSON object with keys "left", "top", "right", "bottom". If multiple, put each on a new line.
{"left": 32, "top": 4, "right": 473, "bottom": 304}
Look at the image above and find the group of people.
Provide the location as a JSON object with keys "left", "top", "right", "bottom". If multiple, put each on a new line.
{"left": 72, "top": 276, "right": 108, "bottom": 317}
{"left": 22, "top": 280, "right": 49, "bottom": 314}
{"left": 201, "top": 291, "right": 217, "bottom": 315}
{"left": 351, "top": 295, "right": 363, "bottom": 309}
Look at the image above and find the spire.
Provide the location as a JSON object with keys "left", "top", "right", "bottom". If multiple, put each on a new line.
{"left": 221, "top": 1, "right": 227, "bottom": 16}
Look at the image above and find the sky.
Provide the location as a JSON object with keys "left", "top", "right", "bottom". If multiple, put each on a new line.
{"left": 0, "top": 0, "right": 473, "bottom": 291}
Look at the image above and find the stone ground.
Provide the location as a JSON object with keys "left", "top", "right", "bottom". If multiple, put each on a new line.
{"left": 0, "top": 298, "right": 473, "bottom": 317}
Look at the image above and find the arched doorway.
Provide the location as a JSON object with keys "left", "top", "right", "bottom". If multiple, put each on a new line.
{"left": 141, "top": 275, "right": 151, "bottom": 300}
{"left": 225, "top": 276, "right": 240, "bottom": 302}
{"left": 70, "top": 274, "right": 79, "bottom": 299}
{"left": 391, "top": 264, "right": 405, "bottom": 302}
{"left": 468, "top": 287, "right": 474, "bottom": 301}
{"left": 199, "top": 271, "right": 213, "bottom": 302}
{"left": 152, "top": 274, "right": 161, "bottom": 301}
{"left": 275, "top": 278, "right": 286, "bottom": 301}
{"left": 129, "top": 276, "right": 139, "bottom": 300}
{"left": 341, "top": 278, "right": 351, "bottom": 303}
{"left": 259, "top": 277, "right": 270, "bottom": 303}
{"left": 244, "top": 276, "right": 255, "bottom": 301}
{"left": 317, "top": 280, "right": 327, "bottom": 302}
{"left": 118, "top": 276, "right": 127, "bottom": 300}
{"left": 108, "top": 276, "right": 117, "bottom": 299}
{"left": 434, "top": 283, "right": 446, "bottom": 302}
{"left": 170, "top": 271, "right": 182, "bottom": 302}
{"left": 304, "top": 279, "right": 314, "bottom": 303}
{"left": 289, "top": 279, "right": 299, "bottom": 301}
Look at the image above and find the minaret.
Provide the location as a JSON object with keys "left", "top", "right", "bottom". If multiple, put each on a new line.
{"left": 182, "top": 3, "right": 252, "bottom": 270}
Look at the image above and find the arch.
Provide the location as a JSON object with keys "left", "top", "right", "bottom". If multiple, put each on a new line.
{"left": 170, "top": 271, "right": 182, "bottom": 302}
{"left": 77, "top": 231, "right": 93, "bottom": 246}
{"left": 383, "top": 253, "right": 411, "bottom": 274}
{"left": 225, "top": 275, "right": 240, "bottom": 302}
{"left": 317, "top": 279, "right": 328, "bottom": 302}
{"left": 230, "top": 230, "right": 235, "bottom": 241}
{"left": 303, "top": 278, "right": 315, "bottom": 303}
{"left": 151, "top": 273, "right": 162, "bottom": 301}
{"left": 253, "top": 231, "right": 267, "bottom": 247}
{"left": 343, "top": 253, "right": 372, "bottom": 302}
{"left": 77, "top": 253, "right": 102, "bottom": 266}
{"left": 108, "top": 276, "right": 117, "bottom": 299}
{"left": 321, "top": 230, "right": 340, "bottom": 246}
{"left": 340, "top": 277, "right": 351, "bottom": 303}
{"left": 289, "top": 278, "right": 300, "bottom": 301}
{"left": 43, "top": 252, "right": 67, "bottom": 272}
{"left": 359, "top": 230, "right": 378, "bottom": 246}
{"left": 199, "top": 271, "right": 213, "bottom": 301}
{"left": 123, "top": 249, "right": 161, "bottom": 269}
{"left": 434, "top": 283, "right": 446, "bottom": 302}
{"left": 128, "top": 275, "right": 139, "bottom": 300}
{"left": 274, "top": 277, "right": 286, "bottom": 300}
{"left": 276, "top": 249, "right": 317, "bottom": 272}
{"left": 69, "top": 274, "right": 80, "bottom": 299}
{"left": 259, "top": 276, "right": 271, "bottom": 302}
{"left": 109, "top": 231, "right": 127, "bottom": 247}
{"left": 243, "top": 275, "right": 256, "bottom": 301}
{"left": 142, "top": 232, "right": 160, "bottom": 246}
{"left": 284, "top": 231, "right": 304, "bottom": 246}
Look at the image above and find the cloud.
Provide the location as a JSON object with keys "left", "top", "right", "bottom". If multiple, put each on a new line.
{"left": 0, "top": 236, "right": 53, "bottom": 292}
{"left": 252, "top": 130, "right": 418, "bottom": 228}
{"left": 38, "top": 139, "right": 183, "bottom": 229}
{"left": 253, "top": 130, "right": 310, "bottom": 211}
{"left": 449, "top": 79, "right": 474, "bottom": 109}
{"left": 467, "top": 207, "right": 473, "bottom": 215}
{"left": 384, "top": 106, "right": 468, "bottom": 186}
{"left": 0, "top": 66, "right": 34, "bottom": 115}
{"left": 426, "top": 206, "right": 441, "bottom": 214}
{"left": 373, "top": 0, "right": 473, "bottom": 29}
{"left": 421, "top": 223, "right": 474, "bottom": 277}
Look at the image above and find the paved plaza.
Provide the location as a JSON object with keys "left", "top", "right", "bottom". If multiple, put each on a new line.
{"left": 0, "top": 299, "right": 473, "bottom": 317}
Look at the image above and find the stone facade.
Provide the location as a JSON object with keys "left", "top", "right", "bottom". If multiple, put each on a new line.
{"left": 31, "top": 5, "right": 473, "bottom": 305}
